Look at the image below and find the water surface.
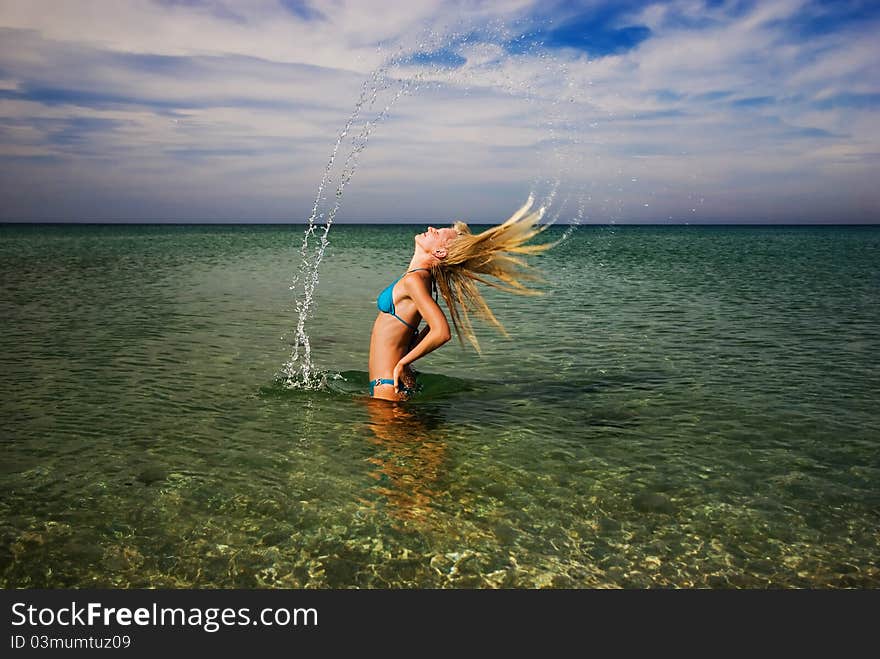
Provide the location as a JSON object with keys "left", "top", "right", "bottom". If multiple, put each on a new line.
{"left": 1, "top": 223, "right": 878, "bottom": 587}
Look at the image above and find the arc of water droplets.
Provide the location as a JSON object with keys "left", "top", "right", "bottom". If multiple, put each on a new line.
{"left": 544, "top": 192, "right": 570, "bottom": 228}
{"left": 283, "top": 74, "right": 399, "bottom": 387}
{"left": 469, "top": 25, "right": 595, "bottom": 241}
{"left": 516, "top": 45, "right": 587, "bottom": 244}
{"left": 282, "top": 60, "right": 446, "bottom": 388}
{"left": 560, "top": 193, "right": 588, "bottom": 242}
{"left": 289, "top": 68, "right": 386, "bottom": 291}
{"left": 286, "top": 32, "right": 461, "bottom": 299}
{"left": 283, "top": 69, "right": 393, "bottom": 387}
{"left": 282, "top": 27, "right": 597, "bottom": 387}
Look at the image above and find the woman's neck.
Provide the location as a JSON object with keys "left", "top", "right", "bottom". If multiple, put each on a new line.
{"left": 408, "top": 251, "right": 435, "bottom": 271}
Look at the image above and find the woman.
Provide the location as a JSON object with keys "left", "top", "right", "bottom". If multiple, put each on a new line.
{"left": 368, "top": 196, "right": 554, "bottom": 401}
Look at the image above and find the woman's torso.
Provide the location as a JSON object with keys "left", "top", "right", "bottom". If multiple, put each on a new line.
{"left": 368, "top": 275, "right": 424, "bottom": 380}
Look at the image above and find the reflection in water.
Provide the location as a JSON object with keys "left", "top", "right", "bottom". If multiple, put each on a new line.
{"left": 361, "top": 399, "right": 448, "bottom": 528}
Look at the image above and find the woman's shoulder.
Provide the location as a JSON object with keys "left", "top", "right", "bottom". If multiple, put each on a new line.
{"left": 402, "top": 268, "right": 433, "bottom": 290}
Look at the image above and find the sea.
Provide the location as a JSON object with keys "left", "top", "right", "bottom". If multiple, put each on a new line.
{"left": 1, "top": 223, "right": 877, "bottom": 588}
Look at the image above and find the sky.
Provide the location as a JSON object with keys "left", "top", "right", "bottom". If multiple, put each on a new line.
{"left": 0, "top": 0, "right": 878, "bottom": 224}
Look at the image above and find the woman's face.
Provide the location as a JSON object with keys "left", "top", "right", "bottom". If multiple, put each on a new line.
{"left": 415, "top": 225, "right": 458, "bottom": 254}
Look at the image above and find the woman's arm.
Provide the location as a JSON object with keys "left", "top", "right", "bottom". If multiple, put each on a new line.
{"left": 409, "top": 323, "right": 431, "bottom": 350}
{"left": 392, "top": 273, "right": 451, "bottom": 391}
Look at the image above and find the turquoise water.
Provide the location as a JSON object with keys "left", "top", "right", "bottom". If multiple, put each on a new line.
{"left": 1, "top": 223, "right": 878, "bottom": 588}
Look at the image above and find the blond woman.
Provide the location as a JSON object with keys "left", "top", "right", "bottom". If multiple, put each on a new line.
{"left": 368, "top": 197, "right": 554, "bottom": 401}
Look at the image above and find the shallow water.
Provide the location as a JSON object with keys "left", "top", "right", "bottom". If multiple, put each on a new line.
{"left": 1, "top": 223, "right": 878, "bottom": 588}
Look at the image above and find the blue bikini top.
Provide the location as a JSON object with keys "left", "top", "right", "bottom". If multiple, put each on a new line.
{"left": 377, "top": 268, "right": 436, "bottom": 332}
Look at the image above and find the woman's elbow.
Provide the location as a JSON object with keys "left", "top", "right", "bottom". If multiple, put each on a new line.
{"left": 435, "top": 328, "right": 452, "bottom": 345}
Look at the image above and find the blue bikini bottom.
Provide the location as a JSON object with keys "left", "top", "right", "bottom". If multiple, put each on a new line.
{"left": 369, "top": 377, "right": 417, "bottom": 397}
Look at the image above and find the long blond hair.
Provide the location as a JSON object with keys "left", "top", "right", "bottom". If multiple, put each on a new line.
{"left": 431, "top": 196, "right": 556, "bottom": 352}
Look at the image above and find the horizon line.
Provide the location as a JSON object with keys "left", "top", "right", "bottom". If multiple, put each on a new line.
{"left": 1, "top": 221, "right": 878, "bottom": 227}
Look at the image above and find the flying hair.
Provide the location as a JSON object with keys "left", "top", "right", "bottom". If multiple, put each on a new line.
{"left": 430, "top": 196, "right": 557, "bottom": 353}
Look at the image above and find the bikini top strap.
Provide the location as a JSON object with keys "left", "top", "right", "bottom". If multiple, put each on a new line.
{"left": 404, "top": 267, "right": 438, "bottom": 301}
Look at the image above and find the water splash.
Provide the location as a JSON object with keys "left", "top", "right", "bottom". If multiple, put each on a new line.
{"left": 282, "top": 38, "right": 464, "bottom": 388}
{"left": 282, "top": 64, "right": 397, "bottom": 388}
{"left": 281, "top": 21, "right": 610, "bottom": 388}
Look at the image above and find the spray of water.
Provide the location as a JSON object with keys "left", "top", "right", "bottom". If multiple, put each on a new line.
{"left": 282, "top": 37, "right": 464, "bottom": 388}
{"left": 282, "top": 63, "right": 400, "bottom": 388}
{"left": 281, "top": 20, "right": 607, "bottom": 388}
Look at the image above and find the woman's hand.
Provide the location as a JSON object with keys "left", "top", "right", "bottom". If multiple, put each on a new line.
{"left": 392, "top": 360, "right": 406, "bottom": 393}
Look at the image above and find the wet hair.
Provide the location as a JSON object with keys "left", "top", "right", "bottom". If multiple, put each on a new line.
{"left": 431, "top": 196, "right": 556, "bottom": 353}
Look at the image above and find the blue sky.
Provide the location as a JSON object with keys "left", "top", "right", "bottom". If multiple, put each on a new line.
{"left": 0, "top": 0, "right": 878, "bottom": 223}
